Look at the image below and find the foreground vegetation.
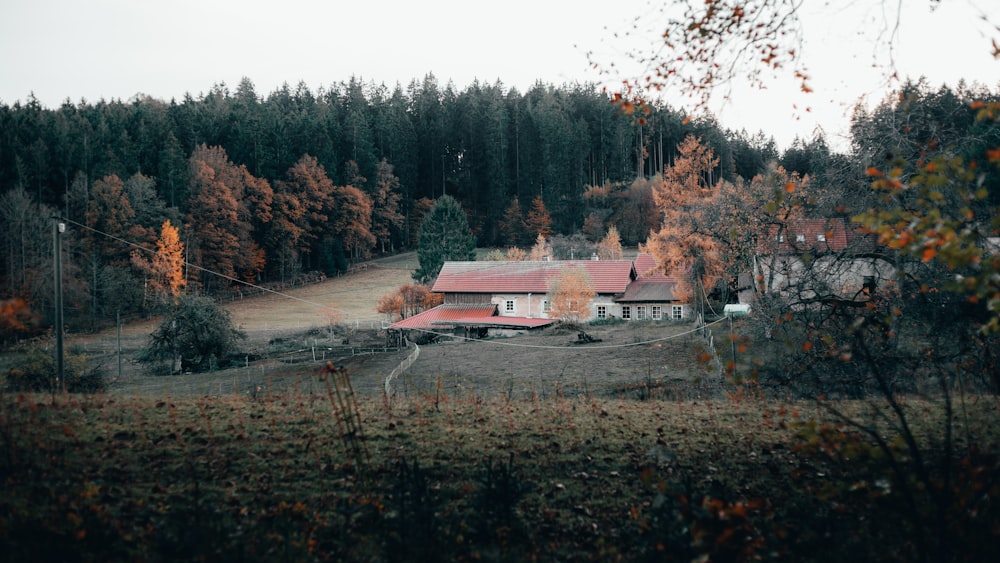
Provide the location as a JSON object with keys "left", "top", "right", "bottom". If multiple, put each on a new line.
{"left": 2, "top": 378, "right": 996, "bottom": 562}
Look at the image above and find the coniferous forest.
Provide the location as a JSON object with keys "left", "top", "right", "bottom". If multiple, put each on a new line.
{"left": 1, "top": 74, "right": 997, "bottom": 334}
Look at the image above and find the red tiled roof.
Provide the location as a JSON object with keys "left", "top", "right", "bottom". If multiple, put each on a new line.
{"left": 388, "top": 304, "right": 555, "bottom": 330}
{"left": 432, "top": 260, "right": 635, "bottom": 295}
{"left": 389, "top": 304, "right": 495, "bottom": 329}
{"left": 763, "top": 218, "right": 876, "bottom": 254}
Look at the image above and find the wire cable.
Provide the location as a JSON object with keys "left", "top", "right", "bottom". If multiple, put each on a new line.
{"left": 61, "top": 216, "right": 725, "bottom": 351}
{"left": 58, "top": 216, "right": 344, "bottom": 315}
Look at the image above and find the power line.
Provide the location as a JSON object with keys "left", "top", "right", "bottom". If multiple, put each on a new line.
{"left": 58, "top": 217, "right": 344, "bottom": 316}
{"left": 62, "top": 216, "right": 725, "bottom": 352}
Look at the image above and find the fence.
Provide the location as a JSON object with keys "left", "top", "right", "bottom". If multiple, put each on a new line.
{"left": 384, "top": 339, "right": 419, "bottom": 401}
{"left": 695, "top": 314, "right": 723, "bottom": 376}
{"left": 277, "top": 345, "right": 400, "bottom": 365}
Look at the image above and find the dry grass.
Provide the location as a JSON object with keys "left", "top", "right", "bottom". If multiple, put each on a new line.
{"left": 225, "top": 255, "right": 418, "bottom": 331}
{"left": 1, "top": 388, "right": 995, "bottom": 561}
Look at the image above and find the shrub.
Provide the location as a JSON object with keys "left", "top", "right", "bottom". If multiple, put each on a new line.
{"left": 4, "top": 344, "right": 106, "bottom": 393}
{"left": 138, "top": 295, "right": 245, "bottom": 374}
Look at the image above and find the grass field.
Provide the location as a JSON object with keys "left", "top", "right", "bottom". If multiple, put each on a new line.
{"left": 3, "top": 252, "right": 998, "bottom": 561}
{"left": 2, "top": 387, "right": 996, "bottom": 561}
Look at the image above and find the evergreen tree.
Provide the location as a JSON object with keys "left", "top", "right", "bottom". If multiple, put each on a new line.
{"left": 413, "top": 195, "right": 475, "bottom": 283}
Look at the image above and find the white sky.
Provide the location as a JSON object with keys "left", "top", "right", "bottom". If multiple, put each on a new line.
{"left": 2, "top": 0, "right": 998, "bottom": 152}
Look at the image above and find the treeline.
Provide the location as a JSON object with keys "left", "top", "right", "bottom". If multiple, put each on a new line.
{"left": 0, "top": 75, "right": 995, "bottom": 334}
{"left": 0, "top": 75, "right": 798, "bottom": 240}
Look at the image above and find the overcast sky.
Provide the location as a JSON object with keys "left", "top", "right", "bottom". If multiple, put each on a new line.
{"left": 2, "top": 0, "right": 998, "bottom": 151}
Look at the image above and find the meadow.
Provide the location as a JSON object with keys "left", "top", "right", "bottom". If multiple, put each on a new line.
{"left": 3, "top": 383, "right": 996, "bottom": 561}
{"left": 2, "top": 253, "right": 998, "bottom": 561}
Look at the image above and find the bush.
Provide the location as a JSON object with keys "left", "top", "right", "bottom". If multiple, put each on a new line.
{"left": 138, "top": 295, "right": 246, "bottom": 374}
{"left": 4, "top": 344, "right": 106, "bottom": 393}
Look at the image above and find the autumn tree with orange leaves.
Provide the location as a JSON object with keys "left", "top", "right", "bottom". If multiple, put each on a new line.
{"left": 371, "top": 159, "right": 405, "bottom": 253}
{"left": 185, "top": 145, "right": 272, "bottom": 290}
{"left": 643, "top": 135, "right": 726, "bottom": 308}
{"left": 132, "top": 219, "right": 186, "bottom": 305}
{"left": 499, "top": 196, "right": 528, "bottom": 246}
{"left": 525, "top": 196, "right": 553, "bottom": 239}
{"left": 547, "top": 267, "right": 596, "bottom": 323}
{"left": 606, "top": 4, "right": 1000, "bottom": 561}
{"left": 529, "top": 233, "right": 552, "bottom": 261}
{"left": 377, "top": 283, "right": 443, "bottom": 321}
{"left": 596, "top": 225, "right": 624, "bottom": 260}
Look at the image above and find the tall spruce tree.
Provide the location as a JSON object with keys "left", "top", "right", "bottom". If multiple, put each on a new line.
{"left": 413, "top": 194, "right": 475, "bottom": 283}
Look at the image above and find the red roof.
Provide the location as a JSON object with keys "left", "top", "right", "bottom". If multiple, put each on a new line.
{"left": 388, "top": 304, "right": 555, "bottom": 330}
{"left": 432, "top": 260, "right": 635, "bottom": 295}
{"left": 763, "top": 218, "right": 875, "bottom": 254}
{"left": 390, "top": 304, "right": 495, "bottom": 329}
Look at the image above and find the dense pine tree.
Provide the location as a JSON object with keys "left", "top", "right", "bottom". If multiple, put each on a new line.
{"left": 413, "top": 195, "right": 476, "bottom": 283}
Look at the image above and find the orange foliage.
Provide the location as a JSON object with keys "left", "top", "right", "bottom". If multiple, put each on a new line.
{"left": 132, "top": 219, "right": 186, "bottom": 300}
{"left": 597, "top": 225, "right": 624, "bottom": 260}
{"left": 0, "top": 297, "right": 39, "bottom": 341}
{"left": 505, "top": 247, "right": 527, "bottom": 261}
{"left": 377, "top": 283, "right": 440, "bottom": 320}
{"left": 644, "top": 135, "right": 726, "bottom": 300}
{"left": 525, "top": 196, "right": 553, "bottom": 238}
{"left": 529, "top": 234, "right": 552, "bottom": 261}
{"left": 547, "top": 267, "right": 596, "bottom": 323}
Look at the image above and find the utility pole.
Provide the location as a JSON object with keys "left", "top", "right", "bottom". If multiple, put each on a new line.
{"left": 53, "top": 218, "right": 65, "bottom": 390}
{"left": 117, "top": 310, "right": 122, "bottom": 380}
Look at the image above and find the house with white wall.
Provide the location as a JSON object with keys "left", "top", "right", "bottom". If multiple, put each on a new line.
{"left": 389, "top": 255, "right": 689, "bottom": 336}
{"left": 753, "top": 218, "right": 896, "bottom": 304}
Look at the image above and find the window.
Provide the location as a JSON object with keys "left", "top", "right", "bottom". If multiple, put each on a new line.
{"left": 652, "top": 306, "right": 662, "bottom": 320}
{"left": 817, "top": 233, "right": 827, "bottom": 242}
{"left": 505, "top": 299, "right": 515, "bottom": 313}
{"left": 621, "top": 306, "right": 631, "bottom": 320}
{"left": 795, "top": 234, "right": 806, "bottom": 243}
{"left": 542, "top": 300, "right": 551, "bottom": 313}
{"left": 671, "top": 305, "right": 683, "bottom": 320}
{"left": 597, "top": 305, "right": 607, "bottom": 319}
{"left": 636, "top": 306, "right": 647, "bottom": 320}
{"left": 778, "top": 234, "right": 785, "bottom": 242}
